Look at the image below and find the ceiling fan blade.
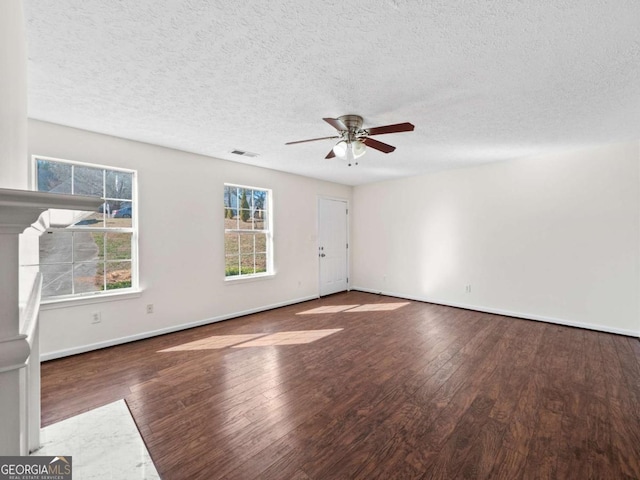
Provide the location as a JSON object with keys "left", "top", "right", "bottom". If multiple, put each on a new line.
{"left": 285, "top": 135, "right": 339, "bottom": 145}
{"left": 366, "top": 122, "right": 415, "bottom": 136}
{"left": 362, "top": 137, "right": 396, "bottom": 153}
{"left": 323, "top": 117, "right": 348, "bottom": 131}
{"left": 325, "top": 149, "right": 336, "bottom": 159}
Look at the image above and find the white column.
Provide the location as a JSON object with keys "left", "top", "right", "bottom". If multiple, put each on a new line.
{"left": 0, "top": 0, "right": 30, "bottom": 455}
{"left": 0, "top": 225, "right": 33, "bottom": 455}
{"left": 0, "top": 0, "right": 28, "bottom": 190}
{"left": 0, "top": 190, "right": 102, "bottom": 455}
{"left": 0, "top": 234, "right": 20, "bottom": 338}
{"left": 0, "top": 334, "right": 30, "bottom": 456}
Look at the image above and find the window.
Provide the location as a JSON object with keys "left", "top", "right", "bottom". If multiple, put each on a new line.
{"left": 224, "top": 184, "right": 272, "bottom": 278}
{"left": 30, "top": 156, "right": 137, "bottom": 299}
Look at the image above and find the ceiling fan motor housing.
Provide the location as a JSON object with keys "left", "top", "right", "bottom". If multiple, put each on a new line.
{"left": 338, "top": 115, "right": 364, "bottom": 143}
{"left": 339, "top": 114, "right": 364, "bottom": 132}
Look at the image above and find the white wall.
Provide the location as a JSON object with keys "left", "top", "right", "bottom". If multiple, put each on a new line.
{"left": 352, "top": 141, "right": 640, "bottom": 335}
{"left": 29, "top": 120, "right": 351, "bottom": 358}
{"left": 0, "top": 0, "right": 28, "bottom": 190}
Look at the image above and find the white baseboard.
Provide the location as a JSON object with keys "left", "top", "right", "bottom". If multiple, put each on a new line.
{"left": 351, "top": 286, "right": 640, "bottom": 338}
{"left": 41, "top": 294, "right": 319, "bottom": 361}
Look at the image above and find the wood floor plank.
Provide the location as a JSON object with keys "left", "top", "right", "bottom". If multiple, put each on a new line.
{"left": 522, "top": 404, "right": 562, "bottom": 480}
{"left": 39, "top": 292, "right": 640, "bottom": 479}
{"left": 419, "top": 394, "right": 496, "bottom": 480}
{"left": 602, "top": 334, "right": 640, "bottom": 478}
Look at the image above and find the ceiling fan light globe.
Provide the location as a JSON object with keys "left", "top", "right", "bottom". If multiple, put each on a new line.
{"left": 333, "top": 140, "right": 348, "bottom": 159}
{"left": 352, "top": 140, "right": 366, "bottom": 158}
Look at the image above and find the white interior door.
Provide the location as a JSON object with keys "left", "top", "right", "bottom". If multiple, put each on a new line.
{"left": 318, "top": 198, "right": 348, "bottom": 296}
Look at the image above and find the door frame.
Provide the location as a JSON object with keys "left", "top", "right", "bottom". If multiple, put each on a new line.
{"left": 317, "top": 195, "right": 350, "bottom": 297}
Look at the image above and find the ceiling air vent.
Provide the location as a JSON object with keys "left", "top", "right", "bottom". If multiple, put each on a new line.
{"left": 230, "top": 149, "right": 259, "bottom": 158}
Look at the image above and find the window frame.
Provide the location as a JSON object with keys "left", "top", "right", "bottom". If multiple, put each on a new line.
{"left": 223, "top": 183, "right": 273, "bottom": 281}
{"left": 28, "top": 155, "right": 139, "bottom": 302}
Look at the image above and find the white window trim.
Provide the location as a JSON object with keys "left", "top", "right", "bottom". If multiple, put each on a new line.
{"left": 40, "top": 289, "right": 143, "bottom": 309}
{"left": 224, "top": 272, "right": 275, "bottom": 285}
{"left": 30, "top": 154, "right": 140, "bottom": 301}
{"left": 223, "top": 183, "right": 274, "bottom": 281}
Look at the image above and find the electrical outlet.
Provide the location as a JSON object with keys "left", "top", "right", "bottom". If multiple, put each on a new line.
{"left": 465, "top": 284, "right": 472, "bottom": 293}
{"left": 91, "top": 312, "right": 101, "bottom": 324}
{"left": 146, "top": 304, "right": 154, "bottom": 314}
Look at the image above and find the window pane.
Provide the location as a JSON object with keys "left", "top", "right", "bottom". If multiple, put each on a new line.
{"left": 74, "top": 166, "right": 103, "bottom": 197}
{"left": 253, "top": 211, "right": 266, "bottom": 230}
{"left": 74, "top": 262, "right": 103, "bottom": 293}
{"left": 225, "top": 211, "right": 238, "bottom": 230}
{"left": 255, "top": 233, "right": 267, "bottom": 253}
{"left": 106, "top": 170, "right": 133, "bottom": 200}
{"left": 41, "top": 264, "right": 72, "bottom": 297}
{"left": 223, "top": 185, "right": 235, "bottom": 209}
{"left": 224, "top": 233, "right": 239, "bottom": 255}
{"left": 240, "top": 254, "right": 255, "bottom": 275}
{"left": 239, "top": 233, "right": 255, "bottom": 255}
{"left": 255, "top": 253, "right": 267, "bottom": 273}
{"left": 253, "top": 190, "right": 267, "bottom": 211}
{"left": 238, "top": 188, "right": 249, "bottom": 206}
{"left": 224, "top": 184, "right": 238, "bottom": 228}
{"left": 105, "top": 232, "right": 132, "bottom": 260}
{"left": 37, "top": 159, "right": 72, "bottom": 194}
{"left": 245, "top": 189, "right": 253, "bottom": 211}
{"left": 40, "top": 231, "right": 72, "bottom": 264}
{"left": 73, "top": 231, "right": 101, "bottom": 262}
{"left": 106, "top": 261, "right": 132, "bottom": 290}
{"left": 225, "top": 255, "right": 240, "bottom": 277}
{"left": 238, "top": 209, "right": 252, "bottom": 229}
{"left": 105, "top": 201, "right": 133, "bottom": 228}
{"left": 238, "top": 188, "right": 252, "bottom": 228}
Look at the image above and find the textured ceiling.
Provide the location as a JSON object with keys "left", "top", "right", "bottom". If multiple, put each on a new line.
{"left": 24, "top": 0, "right": 640, "bottom": 185}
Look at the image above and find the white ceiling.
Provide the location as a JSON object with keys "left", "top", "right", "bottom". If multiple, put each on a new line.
{"left": 24, "top": 1, "right": 640, "bottom": 186}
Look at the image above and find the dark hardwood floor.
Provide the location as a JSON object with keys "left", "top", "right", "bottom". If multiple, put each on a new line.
{"left": 41, "top": 291, "right": 640, "bottom": 479}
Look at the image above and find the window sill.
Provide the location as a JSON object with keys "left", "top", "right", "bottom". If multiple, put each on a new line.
{"left": 40, "top": 289, "right": 143, "bottom": 310}
{"left": 224, "top": 273, "right": 275, "bottom": 285}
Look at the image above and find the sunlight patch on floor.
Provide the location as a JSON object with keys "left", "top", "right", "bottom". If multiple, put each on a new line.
{"left": 159, "top": 333, "right": 265, "bottom": 352}
{"left": 232, "top": 329, "right": 343, "bottom": 347}
{"left": 297, "top": 302, "right": 410, "bottom": 314}
{"left": 158, "top": 329, "right": 343, "bottom": 352}
{"left": 297, "top": 305, "right": 359, "bottom": 314}
{"left": 346, "top": 302, "right": 411, "bottom": 312}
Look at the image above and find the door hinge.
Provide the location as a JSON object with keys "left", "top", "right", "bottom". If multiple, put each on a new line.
{"left": 347, "top": 277, "right": 349, "bottom": 283}
{"left": 346, "top": 208, "right": 349, "bottom": 215}
{"left": 346, "top": 243, "right": 349, "bottom": 249}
